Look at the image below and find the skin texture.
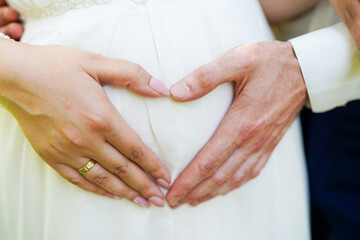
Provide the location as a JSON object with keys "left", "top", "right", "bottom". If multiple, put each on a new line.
{"left": 3, "top": 0, "right": 359, "bottom": 208}
{"left": 166, "top": 41, "right": 307, "bottom": 208}
{"left": 166, "top": 0, "right": 360, "bottom": 208}
{"left": 0, "top": 40, "right": 171, "bottom": 208}
{"left": 0, "top": 0, "right": 23, "bottom": 40}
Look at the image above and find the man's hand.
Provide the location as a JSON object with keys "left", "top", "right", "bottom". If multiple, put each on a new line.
{"left": 166, "top": 41, "right": 307, "bottom": 207}
{"left": 0, "top": 40, "right": 171, "bottom": 208}
{"left": 0, "top": 0, "right": 23, "bottom": 40}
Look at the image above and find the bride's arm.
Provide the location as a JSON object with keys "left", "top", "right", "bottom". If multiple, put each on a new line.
{"left": 259, "top": 0, "right": 321, "bottom": 23}
{"left": 0, "top": 38, "right": 171, "bottom": 208}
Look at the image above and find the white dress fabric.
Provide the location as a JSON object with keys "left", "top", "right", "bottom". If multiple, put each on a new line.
{"left": 0, "top": 0, "right": 310, "bottom": 239}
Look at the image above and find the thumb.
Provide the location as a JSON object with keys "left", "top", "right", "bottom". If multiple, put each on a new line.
{"left": 94, "top": 57, "right": 170, "bottom": 97}
{"left": 170, "top": 50, "right": 240, "bottom": 102}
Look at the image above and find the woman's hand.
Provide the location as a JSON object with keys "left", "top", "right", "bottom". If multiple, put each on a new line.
{"left": 166, "top": 41, "right": 307, "bottom": 207}
{"left": 0, "top": 0, "right": 23, "bottom": 40}
{"left": 0, "top": 40, "right": 171, "bottom": 208}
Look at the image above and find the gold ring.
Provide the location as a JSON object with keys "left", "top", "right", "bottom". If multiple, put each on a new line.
{"left": 78, "top": 160, "right": 96, "bottom": 174}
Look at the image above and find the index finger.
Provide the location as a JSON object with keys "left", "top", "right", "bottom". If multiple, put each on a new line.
{"left": 105, "top": 106, "right": 171, "bottom": 188}
{"left": 166, "top": 110, "right": 240, "bottom": 207}
{"left": 170, "top": 45, "right": 252, "bottom": 102}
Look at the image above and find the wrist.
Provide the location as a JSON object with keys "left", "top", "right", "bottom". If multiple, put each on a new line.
{"left": 0, "top": 38, "right": 14, "bottom": 105}
{"left": 0, "top": 38, "right": 27, "bottom": 106}
{"left": 285, "top": 41, "right": 309, "bottom": 104}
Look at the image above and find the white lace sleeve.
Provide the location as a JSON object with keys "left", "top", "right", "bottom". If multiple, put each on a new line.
{"left": 7, "top": 0, "right": 114, "bottom": 19}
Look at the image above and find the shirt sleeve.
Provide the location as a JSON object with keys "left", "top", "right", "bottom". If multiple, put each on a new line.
{"left": 289, "top": 23, "right": 360, "bottom": 113}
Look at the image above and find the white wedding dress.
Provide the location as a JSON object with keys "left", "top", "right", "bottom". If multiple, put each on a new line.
{"left": 0, "top": 0, "right": 310, "bottom": 239}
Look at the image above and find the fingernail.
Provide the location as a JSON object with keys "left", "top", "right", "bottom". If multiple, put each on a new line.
{"left": 149, "top": 196, "right": 164, "bottom": 207}
{"left": 157, "top": 178, "right": 171, "bottom": 189}
{"left": 114, "top": 195, "right": 122, "bottom": 200}
{"left": 169, "top": 198, "right": 180, "bottom": 207}
{"left": 149, "top": 77, "right": 170, "bottom": 96}
{"left": 171, "top": 82, "right": 189, "bottom": 98}
{"left": 133, "top": 196, "right": 150, "bottom": 208}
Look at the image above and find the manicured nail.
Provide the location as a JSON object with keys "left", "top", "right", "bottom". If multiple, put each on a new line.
{"left": 171, "top": 82, "right": 189, "bottom": 98}
{"left": 149, "top": 77, "right": 170, "bottom": 96}
{"left": 149, "top": 196, "right": 164, "bottom": 207}
{"left": 157, "top": 178, "right": 171, "bottom": 189}
{"left": 114, "top": 195, "right": 122, "bottom": 200}
{"left": 190, "top": 201, "right": 199, "bottom": 206}
{"left": 133, "top": 196, "right": 150, "bottom": 208}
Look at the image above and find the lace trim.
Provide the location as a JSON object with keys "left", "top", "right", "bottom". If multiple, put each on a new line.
{"left": 8, "top": 0, "right": 115, "bottom": 19}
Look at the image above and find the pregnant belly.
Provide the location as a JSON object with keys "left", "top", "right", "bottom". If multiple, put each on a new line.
{"left": 19, "top": 0, "right": 271, "bottom": 178}
{"left": 104, "top": 83, "right": 233, "bottom": 179}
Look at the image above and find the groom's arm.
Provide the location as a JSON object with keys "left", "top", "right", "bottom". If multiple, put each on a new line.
{"left": 290, "top": 23, "right": 360, "bottom": 112}
{"left": 166, "top": 0, "right": 360, "bottom": 207}
{"left": 288, "top": 0, "right": 360, "bottom": 112}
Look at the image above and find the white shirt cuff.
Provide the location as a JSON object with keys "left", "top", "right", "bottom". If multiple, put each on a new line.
{"left": 289, "top": 23, "right": 360, "bottom": 113}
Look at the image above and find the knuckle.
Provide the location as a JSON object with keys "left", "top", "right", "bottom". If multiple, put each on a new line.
{"left": 198, "top": 159, "right": 218, "bottom": 178}
{"left": 145, "top": 156, "right": 162, "bottom": 176}
{"left": 84, "top": 112, "right": 111, "bottom": 132}
{"left": 137, "top": 184, "right": 153, "bottom": 196}
{"left": 92, "top": 175, "right": 109, "bottom": 186}
{"left": 128, "top": 145, "right": 144, "bottom": 162}
{"left": 88, "top": 52, "right": 104, "bottom": 62}
{"left": 147, "top": 165, "right": 161, "bottom": 177}
{"left": 231, "top": 173, "right": 246, "bottom": 187}
{"left": 128, "top": 63, "right": 146, "bottom": 82}
{"left": 66, "top": 134, "right": 87, "bottom": 149}
{"left": 210, "top": 174, "right": 230, "bottom": 187}
{"left": 60, "top": 127, "right": 88, "bottom": 149}
{"left": 253, "top": 133, "right": 271, "bottom": 150}
{"left": 49, "top": 137, "right": 67, "bottom": 154}
{"left": 236, "top": 119, "right": 264, "bottom": 146}
{"left": 193, "top": 66, "right": 213, "bottom": 89}
{"left": 234, "top": 44, "right": 259, "bottom": 69}
{"left": 113, "top": 162, "right": 131, "bottom": 176}
{"left": 124, "top": 191, "right": 139, "bottom": 201}
{"left": 81, "top": 51, "right": 104, "bottom": 68}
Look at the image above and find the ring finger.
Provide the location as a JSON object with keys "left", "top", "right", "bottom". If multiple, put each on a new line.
{"left": 89, "top": 143, "right": 165, "bottom": 202}
{"left": 77, "top": 158, "right": 153, "bottom": 208}
{"left": 54, "top": 163, "right": 115, "bottom": 198}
